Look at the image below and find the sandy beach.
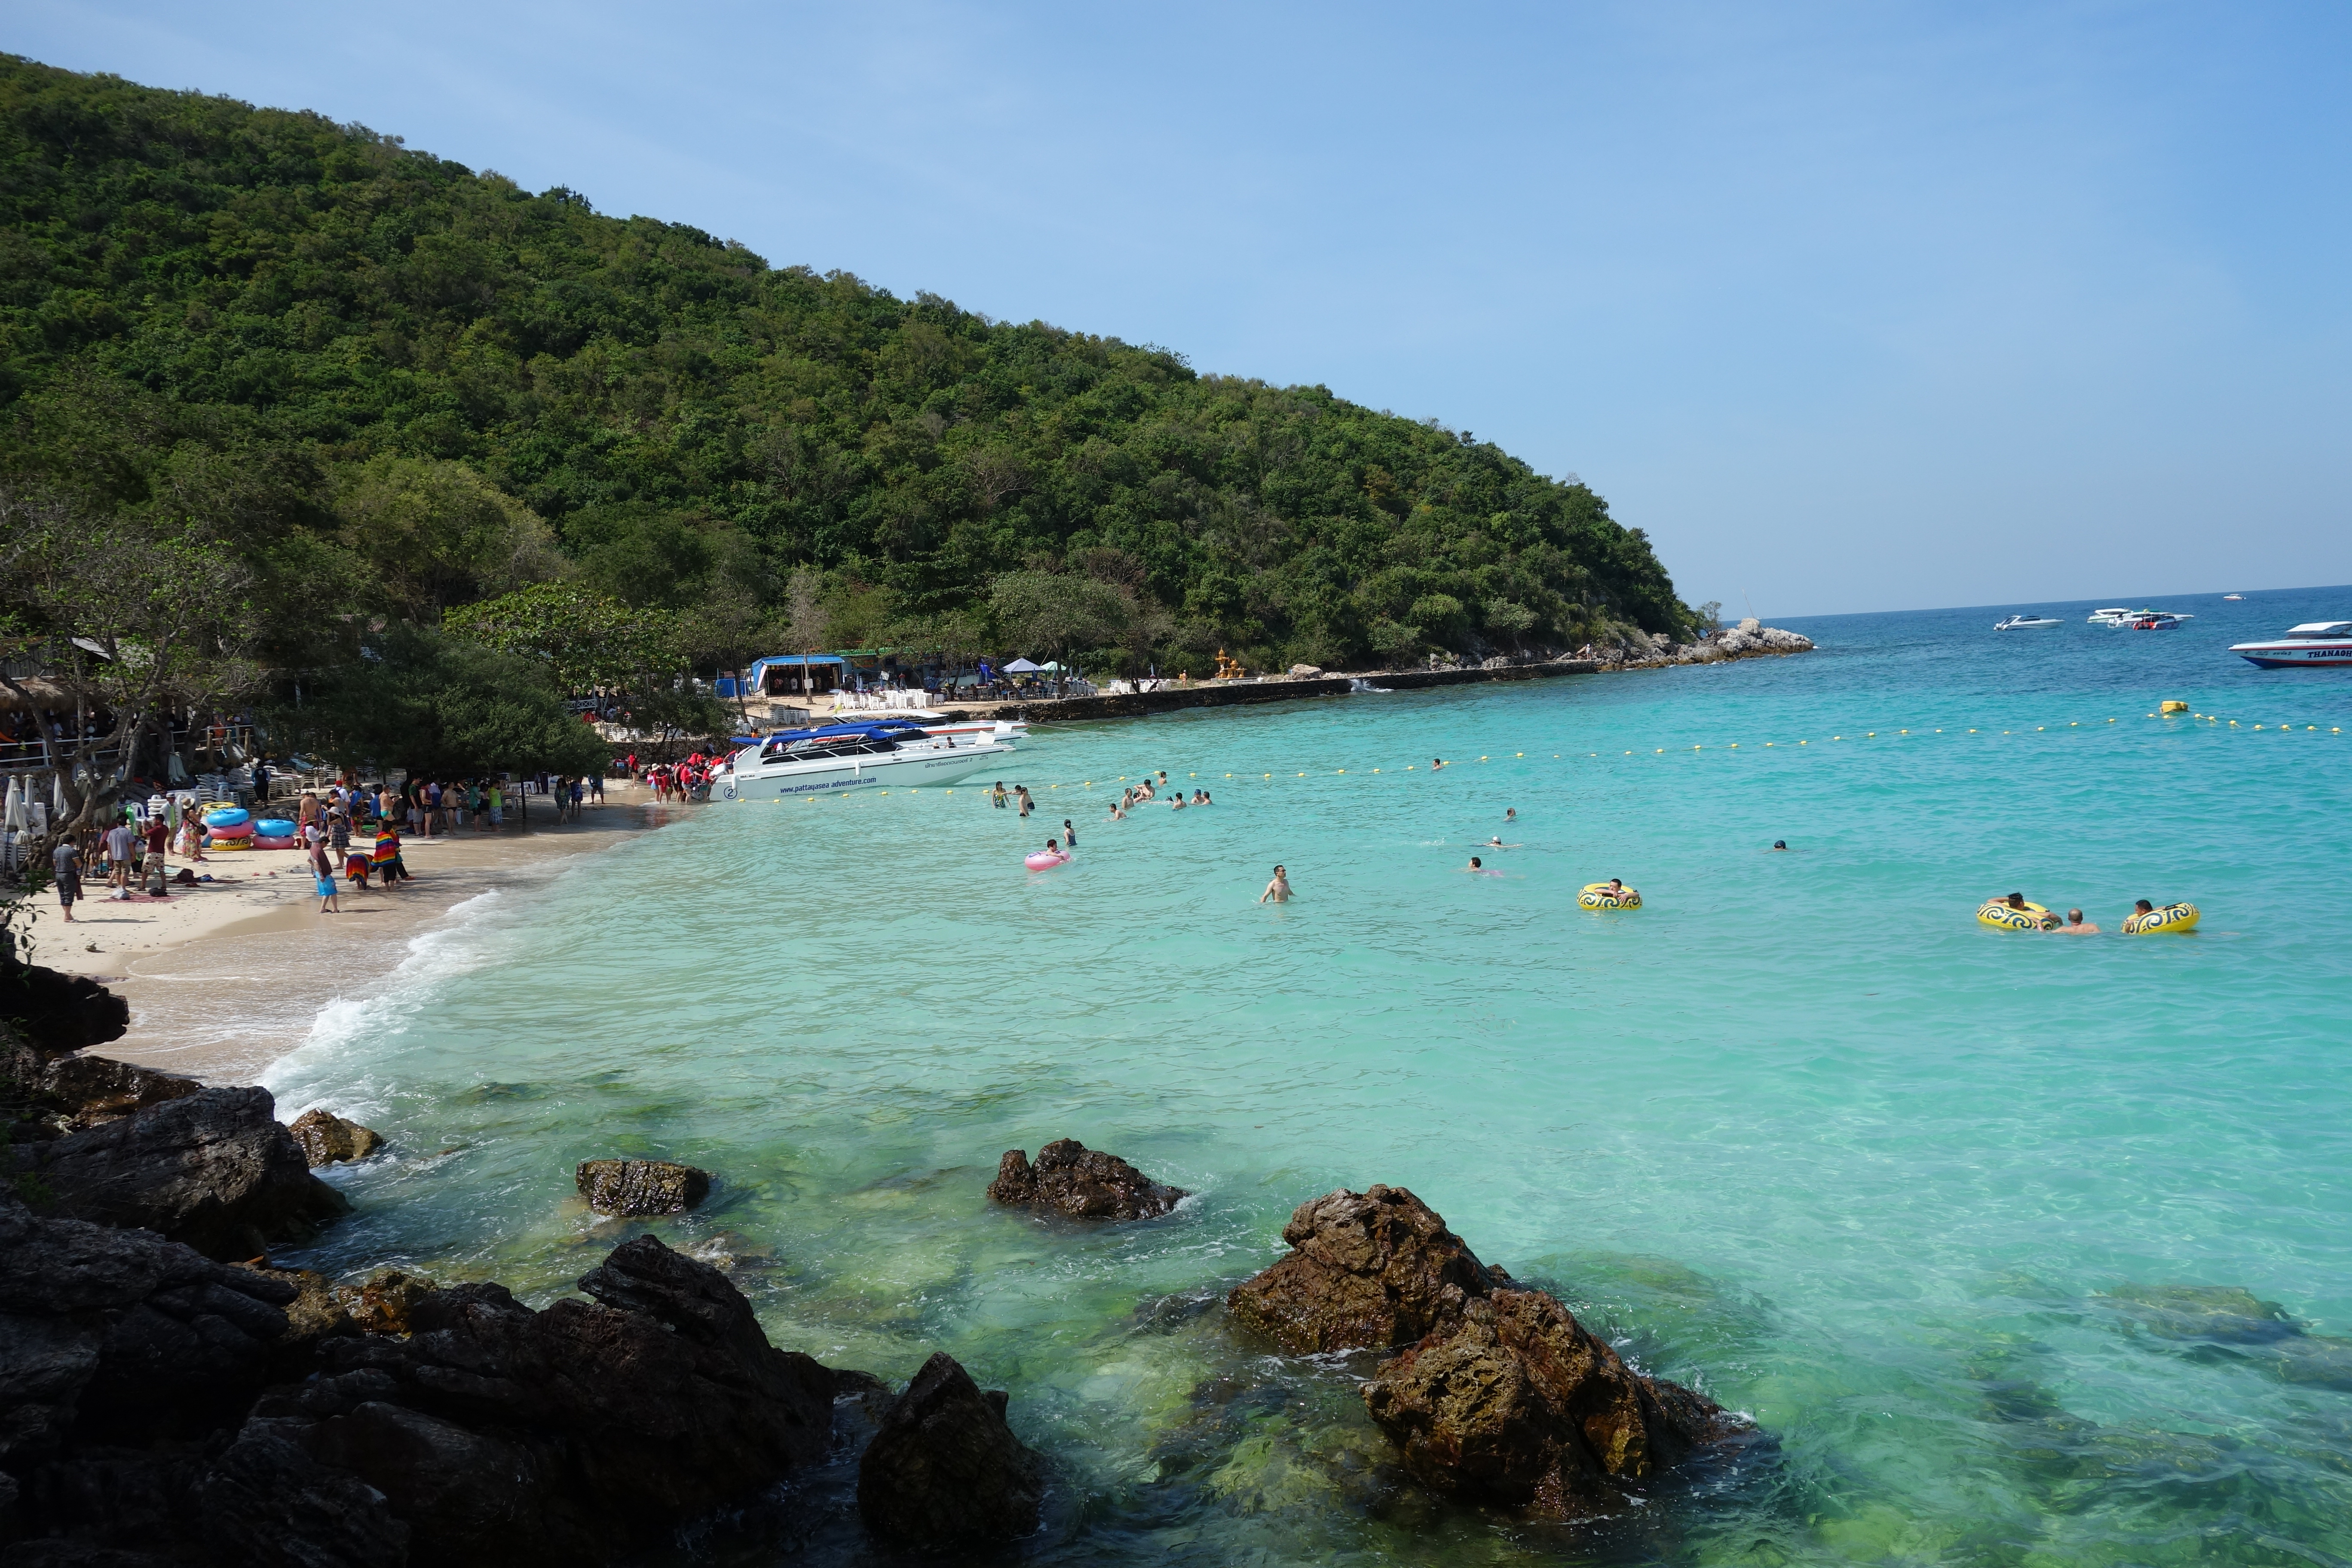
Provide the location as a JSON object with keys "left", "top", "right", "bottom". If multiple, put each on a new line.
{"left": 29, "top": 791, "right": 677, "bottom": 1085}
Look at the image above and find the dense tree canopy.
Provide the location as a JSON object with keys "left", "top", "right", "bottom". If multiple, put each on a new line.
{"left": 0, "top": 54, "right": 1697, "bottom": 677}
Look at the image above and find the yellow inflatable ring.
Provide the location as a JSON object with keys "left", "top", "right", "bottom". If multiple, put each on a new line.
{"left": 2121, "top": 902, "right": 2200, "bottom": 934}
{"left": 1978, "top": 899, "right": 2058, "bottom": 931}
{"left": 1579, "top": 882, "right": 1642, "bottom": 910}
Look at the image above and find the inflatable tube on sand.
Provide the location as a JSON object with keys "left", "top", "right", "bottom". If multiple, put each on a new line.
{"left": 1024, "top": 850, "right": 1071, "bottom": 871}
{"left": 207, "top": 837, "right": 252, "bottom": 851}
{"left": 2121, "top": 902, "right": 2200, "bottom": 934}
{"left": 254, "top": 818, "right": 296, "bottom": 837}
{"left": 1578, "top": 881, "right": 1642, "bottom": 910}
{"left": 252, "top": 836, "right": 297, "bottom": 850}
{"left": 1978, "top": 899, "right": 2058, "bottom": 931}
{"left": 206, "top": 821, "right": 254, "bottom": 840}
{"left": 202, "top": 807, "right": 250, "bottom": 829}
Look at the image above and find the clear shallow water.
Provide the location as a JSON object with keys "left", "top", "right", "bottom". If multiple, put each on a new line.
{"left": 266, "top": 588, "right": 2352, "bottom": 1567}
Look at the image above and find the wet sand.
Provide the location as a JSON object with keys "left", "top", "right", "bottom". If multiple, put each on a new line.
{"left": 41, "top": 795, "right": 678, "bottom": 1084}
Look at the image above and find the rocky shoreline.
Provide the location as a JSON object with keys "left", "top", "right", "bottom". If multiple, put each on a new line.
{"left": 2, "top": 965, "right": 1755, "bottom": 1564}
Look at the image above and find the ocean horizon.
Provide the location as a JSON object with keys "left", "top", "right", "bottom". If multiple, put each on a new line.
{"left": 261, "top": 585, "right": 2352, "bottom": 1566}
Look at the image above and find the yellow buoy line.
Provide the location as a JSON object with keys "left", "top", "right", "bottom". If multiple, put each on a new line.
{"left": 814, "top": 707, "right": 2342, "bottom": 802}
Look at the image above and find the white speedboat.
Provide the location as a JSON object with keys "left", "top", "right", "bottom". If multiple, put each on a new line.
{"left": 2087, "top": 607, "right": 2136, "bottom": 625}
{"left": 720, "top": 720, "right": 1016, "bottom": 802}
{"left": 2229, "top": 620, "right": 2352, "bottom": 668}
{"left": 2223, "top": 594, "right": 2245, "bottom": 601}
{"left": 2127, "top": 611, "right": 2192, "bottom": 630}
{"left": 1994, "top": 614, "right": 2061, "bottom": 631}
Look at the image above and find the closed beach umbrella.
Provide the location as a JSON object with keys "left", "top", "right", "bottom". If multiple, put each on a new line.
{"left": 3, "top": 776, "right": 20, "bottom": 832}
{"left": 52, "top": 772, "right": 67, "bottom": 818}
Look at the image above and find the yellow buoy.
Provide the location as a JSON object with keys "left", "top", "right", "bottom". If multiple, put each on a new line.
{"left": 2122, "top": 902, "right": 2200, "bottom": 934}
{"left": 1978, "top": 899, "right": 2059, "bottom": 931}
{"left": 1578, "top": 882, "right": 1642, "bottom": 911}
{"left": 2160, "top": 700, "right": 2187, "bottom": 714}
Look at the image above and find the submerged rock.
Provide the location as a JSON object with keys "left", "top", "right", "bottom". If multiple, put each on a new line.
{"left": 1228, "top": 1184, "right": 1737, "bottom": 1517}
{"left": 857, "top": 1351, "right": 1044, "bottom": 1548}
{"left": 987, "top": 1139, "right": 1186, "bottom": 1220}
{"left": 21, "top": 1085, "right": 348, "bottom": 1260}
{"left": 288, "top": 1107, "right": 384, "bottom": 1167}
{"left": 577, "top": 1157, "right": 710, "bottom": 1216}
{"left": 334, "top": 1267, "right": 438, "bottom": 1335}
{"left": 1225, "top": 1185, "right": 1495, "bottom": 1352}
{"left": 1361, "top": 1287, "right": 1728, "bottom": 1517}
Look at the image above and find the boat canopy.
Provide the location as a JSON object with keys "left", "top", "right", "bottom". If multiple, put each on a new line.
{"left": 747, "top": 720, "right": 930, "bottom": 753}
{"left": 2285, "top": 622, "right": 2352, "bottom": 638}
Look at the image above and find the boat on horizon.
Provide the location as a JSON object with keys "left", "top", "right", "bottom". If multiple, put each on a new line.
{"left": 2229, "top": 620, "right": 2352, "bottom": 668}
{"left": 720, "top": 719, "right": 1017, "bottom": 802}
{"left": 1994, "top": 614, "right": 2061, "bottom": 631}
{"left": 2128, "top": 611, "right": 2192, "bottom": 630}
{"left": 2223, "top": 593, "right": 2245, "bottom": 600}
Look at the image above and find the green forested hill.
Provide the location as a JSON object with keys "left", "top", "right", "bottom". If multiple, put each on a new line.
{"left": 0, "top": 54, "right": 1696, "bottom": 676}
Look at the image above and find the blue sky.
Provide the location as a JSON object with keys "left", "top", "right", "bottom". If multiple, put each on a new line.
{"left": 13, "top": 1, "right": 2349, "bottom": 616}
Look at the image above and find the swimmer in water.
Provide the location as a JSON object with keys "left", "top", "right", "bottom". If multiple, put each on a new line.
{"left": 1044, "top": 838, "right": 1062, "bottom": 857}
{"left": 1259, "top": 864, "right": 1292, "bottom": 903}
{"left": 1505, "top": 807, "right": 1517, "bottom": 822}
{"left": 2058, "top": 908, "right": 2100, "bottom": 934}
{"left": 1485, "top": 835, "right": 1522, "bottom": 848}
{"left": 1432, "top": 758, "right": 1446, "bottom": 770}
{"left": 1170, "top": 793, "right": 1187, "bottom": 810}
{"left": 1771, "top": 839, "right": 1788, "bottom": 851}
{"left": 1601, "top": 877, "right": 1637, "bottom": 900}
{"left": 1062, "top": 818, "right": 1077, "bottom": 847}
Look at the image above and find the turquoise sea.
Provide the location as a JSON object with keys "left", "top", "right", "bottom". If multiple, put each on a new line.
{"left": 268, "top": 588, "right": 2352, "bottom": 1567}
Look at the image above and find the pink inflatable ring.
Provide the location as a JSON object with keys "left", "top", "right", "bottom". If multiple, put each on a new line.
{"left": 1024, "top": 850, "right": 1071, "bottom": 871}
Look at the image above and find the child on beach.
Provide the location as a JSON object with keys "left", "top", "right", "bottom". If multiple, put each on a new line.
{"left": 310, "top": 837, "right": 340, "bottom": 914}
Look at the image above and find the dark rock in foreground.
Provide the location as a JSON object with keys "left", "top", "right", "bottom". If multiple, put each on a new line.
{"left": 1227, "top": 1184, "right": 1737, "bottom": 1518}
{"left": 1362, "top": 1287, "right": 1730, "bottom": 1516}
{"left": 577, "top": 1156, "right": 710, "bottom": 1216}
{"left": 988, "top": 1138, "right": 1186, "bottom": 1220}
{"left": 0, "top": 1206, "right": 845, "bottom": 1566}
{"left": 288, "top": 1107, "right": 383, "bottom": 1166}
{"left": 0, "top": 959, "right": 129, "bottom": 1058}
{"left": 3, "top": 1023, "right": 199, "bottom": 1131}
{"left": 0, "top": 1193, "right": 298, "bottom": 1470}
{"left": 858, "top": 1351, "right": 1044, "bottom": 1548}
{"left": 1225, "top": 1185, "right": 1494, "bottom": 1351}
{"left": 20, "top": 1085, "right": 348, "bottom": 1260}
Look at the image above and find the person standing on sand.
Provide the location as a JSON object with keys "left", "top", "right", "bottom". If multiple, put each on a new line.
{"left": 487, "top": 782, "right": 504, "bottom": 830}
{"left": 104, "top": 817, "right": 135, "bottom": 899}
{"left": 51, "top": 839, "right": 80, "bottom": 922}
{"left": 143, "top": 813, "right": 168, "bottom": 888}
{"left": 309, "top": 835, "right": 340, "bottom": 914}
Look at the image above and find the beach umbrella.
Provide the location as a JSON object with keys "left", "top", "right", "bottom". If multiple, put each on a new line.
{"left": 3, "top": 776, "right": 20, "bottom": 833}
{"left": 1004, "top": 658, "right": 1041, "bottom": 674}
{"left": 52, "top": 772, "right": 67, "bottom": 818}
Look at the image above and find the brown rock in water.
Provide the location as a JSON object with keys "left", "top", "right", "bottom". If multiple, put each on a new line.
{"left": 857, "top": 1351, "right": 1044, "bottom": 1547}
{"left": 1225, "top": 1185, "right": 1495, "bottom": 1352}
{"left": 22, "top": 1085, "right": 349, "bottom": 1260}
{"left": 288, "top": 1106, "right": 384, "bottom": 1166}
{"left": 1360, "top": 1288, "right": 1729, "bottom": 1517}
{"left": 577, "top": 1157, "right": 710, "bottom": 1216}
{"left": 335, "top": 1267, "right": 438, "bottom": 1335}
{"left": 987, "top": 1138, "right": 1185, "bottom": 1220}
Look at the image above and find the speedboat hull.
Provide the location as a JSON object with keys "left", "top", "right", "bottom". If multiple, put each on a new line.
{"left": 2229, "top": 621, "right": 2352, "bottom": 668}
{"left": 2230, "top": 641, "right": 2352, "bottom": 668}
{"left": 723, "top": 743, "right": 1012, "bottom": 800}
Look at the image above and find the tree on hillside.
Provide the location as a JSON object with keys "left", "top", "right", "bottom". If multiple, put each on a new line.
{"left": 989, "top": 573, "right": 1133, "bottom": 694}
{"left": 332, "top": 456, "right": 561, "bottom": 623}
{"left": 273, "top": 628, "right": 610, "bottom": 779}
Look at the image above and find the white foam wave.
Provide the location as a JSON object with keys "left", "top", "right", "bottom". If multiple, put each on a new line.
{"left": 261, "top": 886, "right": 510, "bottom": 1098}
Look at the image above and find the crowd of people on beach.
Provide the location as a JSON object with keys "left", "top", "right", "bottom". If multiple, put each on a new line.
{"left": 38, "top": 769, "right": 618, "bottom": 924}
